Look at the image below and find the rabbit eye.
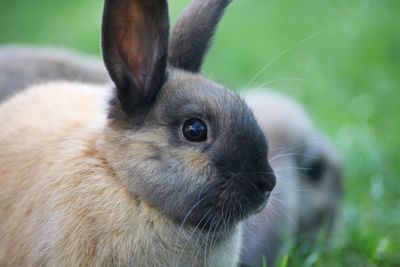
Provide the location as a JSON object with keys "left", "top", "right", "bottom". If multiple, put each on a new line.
{"left": 182, "top": 118, "right": 207, "bottom": 142}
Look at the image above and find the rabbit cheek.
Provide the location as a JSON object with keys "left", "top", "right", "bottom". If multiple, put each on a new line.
{"left": 113, "top": 144, "right": 214, "bottom": 226}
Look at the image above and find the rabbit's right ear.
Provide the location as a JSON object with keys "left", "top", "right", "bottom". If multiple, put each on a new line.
{"left": 102, "top": 0, "right": 169, "bottom": 117}
{"left": 168, "top": 0, "right": 232, "bottom": 73}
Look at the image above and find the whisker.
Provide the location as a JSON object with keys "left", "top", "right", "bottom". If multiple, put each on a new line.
{"left": 252, "top": 77, "right": 320, "bottom": 91}
{"left": 270, "top": 139, "right": 341, "bottom": 156}
{"left": 269, "top": 152, "right": 320, "bottom": 162}
{"left": 244, "top": 30, "right": 325, "bottom": 88}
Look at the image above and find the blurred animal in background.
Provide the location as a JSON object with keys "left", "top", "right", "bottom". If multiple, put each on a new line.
{"left": 0, "top": 46, "right": 108, "bottom": 102}
{"left": 241, "top": 91, "right": 343, "bottom": 266}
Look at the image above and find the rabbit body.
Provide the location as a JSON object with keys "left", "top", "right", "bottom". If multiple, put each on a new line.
{"left": 0, "top": 82, "right": 242, "bottom": 266}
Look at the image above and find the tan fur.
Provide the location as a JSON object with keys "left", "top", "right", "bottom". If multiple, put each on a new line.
{"left": 0, "top": 83, "right": 241, "bottom": 266}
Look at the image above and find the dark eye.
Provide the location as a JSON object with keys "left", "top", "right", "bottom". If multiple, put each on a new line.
{"left": 305, "top": 159, "right": 325, "bottom": 183}
{"left": 182, "top": 118, "right": 207, "bottom": 142}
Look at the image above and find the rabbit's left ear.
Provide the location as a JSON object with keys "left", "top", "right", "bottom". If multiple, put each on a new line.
{"left": 168, "top": 0, "right": 232, "bottom": 73}
{"left": 102, "top": 0, "right": 169, "bottom": 116}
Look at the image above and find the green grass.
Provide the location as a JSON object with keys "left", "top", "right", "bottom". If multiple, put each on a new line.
{"left": 1, "top": 0, "right": 399, "bottom": 266}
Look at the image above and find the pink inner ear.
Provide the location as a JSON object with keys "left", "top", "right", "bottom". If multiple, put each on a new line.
{"left": 125, "top": 43, "right": 150, "bottom": 90}
{"left": 116, "top": 2, "right": 154, "bottom": 90}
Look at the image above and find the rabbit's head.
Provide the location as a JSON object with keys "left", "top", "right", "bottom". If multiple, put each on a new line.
{"left": 100, "top": 0, "right": 276, "bottom": 230}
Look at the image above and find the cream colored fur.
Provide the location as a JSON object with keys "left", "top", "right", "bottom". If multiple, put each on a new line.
{"left": 0, "top": 83, "right": 241, "bottom": 267}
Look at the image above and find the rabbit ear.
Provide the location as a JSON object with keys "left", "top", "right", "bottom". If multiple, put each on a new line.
{"left": 168, "top": 0, "right": 232, "bottom": 73}
{"left": 102, "top": 0, "right": 169, "bottom": 116}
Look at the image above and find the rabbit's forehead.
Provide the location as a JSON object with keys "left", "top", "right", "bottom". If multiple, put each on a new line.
{"left": 158, "top": 73, "right": 247, "bottom": 120}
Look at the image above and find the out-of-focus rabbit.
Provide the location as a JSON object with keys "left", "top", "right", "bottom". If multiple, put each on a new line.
{"left": 0, "top": 0, "right": 277, "bottom": 266}
{"left": 0, "top": 46, "right": 108, "bottom": 102}
{"left": 240, "top": 91, "right": 343, "bottom": 267}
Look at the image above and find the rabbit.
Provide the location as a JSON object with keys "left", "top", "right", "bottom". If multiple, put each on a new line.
{"left": 240, "top": 90, "right": 343, "bottom": 267}
{"left": 0, "top": 45, "right": 108, "bottom": 103}
{"left": 0, "top": 0, "right": 277, "bottom": 266}
{"left": 0, "top": 45, "right": 342, "bottom": 267}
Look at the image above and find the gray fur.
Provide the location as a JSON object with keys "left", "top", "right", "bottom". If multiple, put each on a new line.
{"left": 140, "top": 71, "right": 275, "bottom": 227}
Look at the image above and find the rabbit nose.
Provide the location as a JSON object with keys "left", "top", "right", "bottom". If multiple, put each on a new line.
{"left": 258, "top": 165, "right": 276, "bottom": 192}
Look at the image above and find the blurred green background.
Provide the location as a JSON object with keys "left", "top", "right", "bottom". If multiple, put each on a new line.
{"left": 1, "top": 0, "right": 399, "bottom": 266}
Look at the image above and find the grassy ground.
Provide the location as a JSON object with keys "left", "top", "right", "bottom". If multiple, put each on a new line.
{"left": 1, "top": 0, "right": 399, "bottom": 266}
